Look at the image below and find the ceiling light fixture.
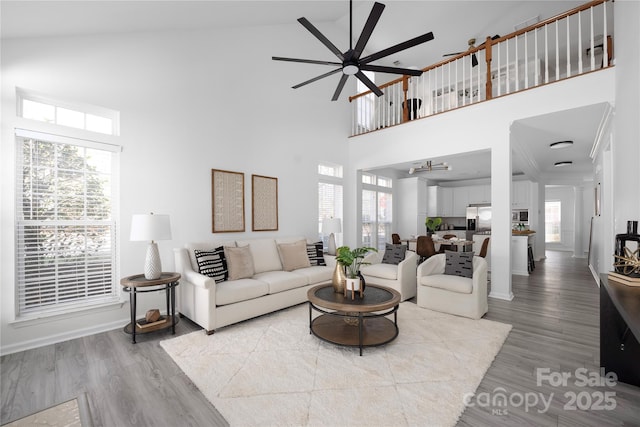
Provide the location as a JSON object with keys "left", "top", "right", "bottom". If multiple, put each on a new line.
{"left": 408, "top": 160, "right": 450, "bottom": 174}
{"left": 554, "top": 161, "right": 573, "bottom": 167}
{"left": 550, "top": 140, "right": 574, "bottom": 149}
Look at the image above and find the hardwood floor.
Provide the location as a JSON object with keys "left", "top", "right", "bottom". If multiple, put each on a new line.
{"left": 459, "top": 251, "right": 640, "bottom": 426}
{"left": 2, "top": 251, "right": 639, "bottom": 426}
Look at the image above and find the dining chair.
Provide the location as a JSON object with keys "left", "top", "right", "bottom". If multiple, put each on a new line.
{"left": 479, "top": 237, "right": 490, "bottom": 258}
{"left": 416, "top": 235, "right": 437, "bottom": 263}
{"left": 392, "top": 233, "right": 401, "bottom": 245}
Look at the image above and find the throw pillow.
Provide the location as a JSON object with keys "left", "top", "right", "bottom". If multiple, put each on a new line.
{"left": 224, "top": 245, "right": 255, "bottom": 280}
{"left": 444, "top": 250, "right": 474, "bottom": 278}
{"left": 194, "top": 247, "right": 228, "bottom": 283}
{"left": 277, "top": 240, "right": 311, "bottom": 271}
{"left": 306, "top": 241, "right": 326, "bottom": 266}
{"left": 381, "top": 243, "right": 407, "bottom": 265}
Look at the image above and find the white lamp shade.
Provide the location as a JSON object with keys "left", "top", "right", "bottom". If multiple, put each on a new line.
{"left": 322, "top": 218, "right": 342, "bottom": 234}
{"left": 130, "top": 214, "right": 172, "bottom": 241}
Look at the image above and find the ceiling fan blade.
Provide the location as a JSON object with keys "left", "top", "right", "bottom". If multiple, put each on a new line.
{"left": 291, "top": 68, "right": 342, "bottom": 89}
{"left": 331, "top": 74, "right": 350, "bottom": 101}
{"left": 360, "top": 64, "right": 422, "bottom": 76}
{"left": 352, "top": 2, "right": 385, "bottom": 59}
{"left": 355, "top": 71, "right": 383, "bottom": 97}
{"left": 442, "top": 51, "right": 465, "bottom": 57}
{"left": 360, "top": 31, "right": 434, "bottom": 64}
{"left": 297, "top": 17, "right": 344, "bottom": 61}
{"left": 472, "top": 53, "right": 478, "bottom": 67}
{"left": 272, "top": 56, "right": 342, "bottom": 67}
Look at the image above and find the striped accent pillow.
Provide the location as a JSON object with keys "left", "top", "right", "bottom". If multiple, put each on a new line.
{"left": 306, "top": 242, "right": 326, "bottom": 266}
{"left": 194, "top": 247, "right": 228, "bottom": 283}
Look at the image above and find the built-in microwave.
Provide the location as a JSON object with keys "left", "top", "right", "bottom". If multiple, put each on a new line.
{"left": 512, "top": 209, "right": 529, "bottom": 223}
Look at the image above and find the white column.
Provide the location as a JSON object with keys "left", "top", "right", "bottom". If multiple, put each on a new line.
{"left": 573, "top": 186, "right": 585, "bottom": 258}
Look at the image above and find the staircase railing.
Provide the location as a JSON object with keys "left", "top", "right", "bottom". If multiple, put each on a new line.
{"left": 349, "top": 0, "right": 613, "bottom": 137}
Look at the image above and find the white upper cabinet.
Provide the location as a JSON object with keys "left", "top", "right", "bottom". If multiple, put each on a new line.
{"left": 427, "top": 186, "right": 453, "bottom": 217}
{"left": 452, "top": 186, "right": 468, "bottom": 216}
{"left": 468, "top": 184, "right": 491, "bottom": 204}
{"left": 512, "top": 180, "right": 531, "bottom": 208}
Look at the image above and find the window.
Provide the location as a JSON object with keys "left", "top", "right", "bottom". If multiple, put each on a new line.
{"left": 15, "top": 129, "right": 120, "bottom": 316}
{"left": 545, "top": 201, "right": 561, "bottom": 243}
{"left": 18, "top": 89, "right": 119, "bottom": 135}
{"left": 318, "top": 162, "right": 343, "bottom": 249}
{"left": 362, "top": 173, "right": 393, "bottom": 251}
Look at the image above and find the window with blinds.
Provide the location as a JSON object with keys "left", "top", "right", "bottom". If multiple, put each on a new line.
{"left": 362, "top": 173, "right": 393, "bottom": 250}
{"left": 15, "top": 130, "right": 119, "bottom": 316}
{"left": 318, "top": 162, "right": 343, "bottom": 249}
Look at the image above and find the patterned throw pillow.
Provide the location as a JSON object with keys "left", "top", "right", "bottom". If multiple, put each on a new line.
{"left": 194, "top": 247, "right": 228, "bottom": 283}
{"left": 444, "top": 250, "right": 474, "bottom": 278}
{"left": 306, "top": 241, "right": 326, "bottom": 266}
{"left": 381, "top": 243, "right": 407, "bottom": 265}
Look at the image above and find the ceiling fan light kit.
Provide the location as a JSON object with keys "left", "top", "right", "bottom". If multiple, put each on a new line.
{"left": 409, "top": 160, "right": 450, "bottom": 174}
{"left": 273, "top": 0, "right": 434, "bottom": 101}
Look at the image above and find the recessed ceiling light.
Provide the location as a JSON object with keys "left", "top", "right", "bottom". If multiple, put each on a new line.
{"left": 554, "top": 161, "right": 573, "bottom": 167}
{"left": 550, "top": 140, "right": 574, "bottom": 149}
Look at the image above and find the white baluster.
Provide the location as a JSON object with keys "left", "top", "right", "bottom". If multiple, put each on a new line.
{"left": 589, "top": 6, "right": 595, "bottom": 71}
{"left": 566, "top": 17, "right": 571, "bottom": 78}
{"left": 524, "top": 32, "right": 529, "bottom": 88}
{"left": 603, "top": 1, "right": 608, "bottom": 68}
{"left": 578, "top": 12, "right": 583, "bottom": 74}
{"left": 505, "top": 38, "right": 510, "bottom": 94}
{"left": 555, "top": 20, "right": 560, "bottom": 82}
{"left": 515, "top": 35, "right": 519, "bottom": 91}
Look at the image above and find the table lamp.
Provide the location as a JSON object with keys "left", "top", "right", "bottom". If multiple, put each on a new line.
{"left": 322, "top": 217, "right": 342, "bottom": 256}
{"left": 130, "top": 213, "right": 172, "bottom": 280}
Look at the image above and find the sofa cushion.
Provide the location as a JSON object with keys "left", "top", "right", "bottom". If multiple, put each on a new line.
{"left": 306, "top": 241, "right": 326, "bottom": 266}
{"left": 360, "top": 263, "right": 398, "bottom": 280}
{"left": 236, "top": 238, "right": 282, "bottom": 273}
{"left": 444, "top": 250, "right": 474, "bottom": 278}
{"left": 290, "top": 266, "right": 332, "bottom": 284}
{"left": 381, "top": 243, "right": 407, "bottom": 265}
{"left": 216, "top": 278, "right": 269, "bottom": 306}
{"left": 253, "top": 270, "right": 308, "bottom": 294}
{"left": 277, "top": 240, "right": 311, "bottom": 271}
{"left": 194, "top": 247, "right": 228, "bottom": 283}
{"left": 225, "top": 246, "right": 255, "bottom": 280}
{"left": 420, "top": 274, "right": 473, "bottom": 294}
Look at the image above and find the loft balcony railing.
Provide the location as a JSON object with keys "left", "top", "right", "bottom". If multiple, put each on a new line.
{"left": 349, "top": 0, "right": 613, "bottom": 137}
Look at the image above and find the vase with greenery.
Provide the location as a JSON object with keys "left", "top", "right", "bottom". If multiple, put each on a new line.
{"left": 425, "top": 216, "right": 442, "bottom": 235}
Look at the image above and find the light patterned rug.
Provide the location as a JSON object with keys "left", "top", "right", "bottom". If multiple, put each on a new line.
{"left": 160, "top": 302, "right": 511, "bottom": 427}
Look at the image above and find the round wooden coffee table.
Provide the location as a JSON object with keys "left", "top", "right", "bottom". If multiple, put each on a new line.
{"left": 307, "top": 284, "right": 401, "bottom": 355}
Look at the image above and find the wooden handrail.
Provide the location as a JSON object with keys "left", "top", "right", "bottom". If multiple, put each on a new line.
{"left": 349, "top": 0, "right": 609, "bottom": 102}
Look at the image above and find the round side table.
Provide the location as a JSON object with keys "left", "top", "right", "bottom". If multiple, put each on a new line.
{"left": 120, "top": 272, "right": 180, "bottom": 344}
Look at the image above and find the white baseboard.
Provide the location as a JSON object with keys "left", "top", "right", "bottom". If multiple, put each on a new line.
{"left": 489, "top": 290, "right": 514, "bottom": 301}
{"left": 0, "top": 319, "right": 128, "bottom": 356}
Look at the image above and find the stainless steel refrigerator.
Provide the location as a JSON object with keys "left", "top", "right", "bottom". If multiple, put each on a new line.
{"left": 466, "top": 204, "right": 491, "bottom": 240}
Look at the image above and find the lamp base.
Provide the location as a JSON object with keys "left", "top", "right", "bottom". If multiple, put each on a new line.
{"left": 145, "top": 242, "right": 162, "bottom": 280}
{"left": 327, "top": 233, "right": 337, "bottom": 256}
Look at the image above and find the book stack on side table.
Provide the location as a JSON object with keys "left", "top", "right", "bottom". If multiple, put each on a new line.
{"left": 136, "top": 316, "right": 167, "bottom": 329}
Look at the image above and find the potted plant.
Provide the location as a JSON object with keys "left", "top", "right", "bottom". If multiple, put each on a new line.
{"left": 336, "top": 246, "right": 378, "bottom": 296}
{"left": 425, "top": 216, "right": 442, "bottom": 235}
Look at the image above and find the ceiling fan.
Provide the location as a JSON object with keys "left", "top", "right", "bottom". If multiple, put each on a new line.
{"left": 443, "top": 35, "right": 500, "bottom": 67}
{"left": 272, "top": 1, "right": 434, "bottom": 101}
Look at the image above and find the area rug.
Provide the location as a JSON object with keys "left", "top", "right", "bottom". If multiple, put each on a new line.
{"left": 160, "top": 303, "right": 511, "bottom": 427}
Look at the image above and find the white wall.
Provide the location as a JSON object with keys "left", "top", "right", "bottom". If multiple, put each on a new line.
{"left": 346, "top": 70, "right": 615, "bottom": 302}
{"left": 0, "top": 23, "right": 350, "bottom": 354}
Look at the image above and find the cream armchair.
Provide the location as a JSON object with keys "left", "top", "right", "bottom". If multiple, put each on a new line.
{"left": 360, "top": 250, "right": 418, "bottom": 301}
{"left": 416, "top": 253, "right": 488, "bottom": 319}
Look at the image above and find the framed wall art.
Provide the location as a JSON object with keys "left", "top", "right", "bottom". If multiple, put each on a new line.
{"left": 211, "top": 169, "right": 245, "bottom": 233}
{"left": 252, "top": 174, "right": 278, "bottom": 231}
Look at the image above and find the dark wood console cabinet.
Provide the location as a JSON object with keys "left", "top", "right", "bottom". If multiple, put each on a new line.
{"left": 600, "top": 274, "right": 640, "bottom": 387}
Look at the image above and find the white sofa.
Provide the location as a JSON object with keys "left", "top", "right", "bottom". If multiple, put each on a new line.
{"left": 416, "top": 253, "right": 488, "bottom": 319}
{"left": 174, "top": 236, "right": 334, "bottom": 334}
{"left": 359, "top": 250, "right": 418, "bottom": 301}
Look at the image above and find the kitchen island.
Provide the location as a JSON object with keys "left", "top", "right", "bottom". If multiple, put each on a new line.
{"left": 512, "top": 231, "right": 535, "bottom": 275}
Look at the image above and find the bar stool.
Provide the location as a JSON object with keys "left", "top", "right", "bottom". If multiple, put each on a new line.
{"left": 527, "top": 245, "right": 535, "bottom": 273}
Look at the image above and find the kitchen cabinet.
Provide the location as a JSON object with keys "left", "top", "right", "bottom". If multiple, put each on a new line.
{"left": 452, "top": 187, "right": 468, "bottom": 216}
{"left": 512, "top": 180, "right": 531, "bottom": 209}
{"left": 512, "top": 233, "right": 535, "bottom": 275}
{"left": 468, "top": 184, "right": 491, "bottom": 204}
{"left": 427, "top": 186, "right": 453, "bottom": 217}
